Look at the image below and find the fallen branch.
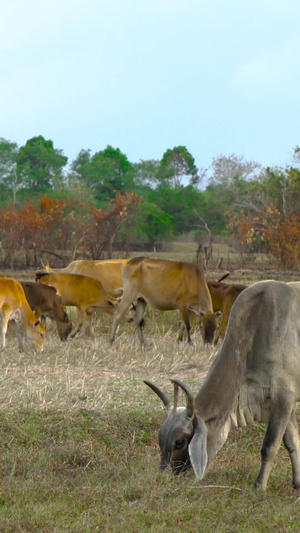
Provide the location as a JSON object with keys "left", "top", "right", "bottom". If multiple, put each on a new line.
{"left": 190, "top": 484, "right": 243, "bottom": 491}
{"left": 37, "top": 249, "right": 68, "bottom": 260}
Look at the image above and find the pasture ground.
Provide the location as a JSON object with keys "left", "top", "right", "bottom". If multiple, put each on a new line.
{"left": 0, "top": 263, "right": 300, "bottom": 532}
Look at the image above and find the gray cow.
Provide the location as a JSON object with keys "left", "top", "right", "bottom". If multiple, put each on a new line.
{"left": 145, "top": 280, "right": 300, "bottom": 490}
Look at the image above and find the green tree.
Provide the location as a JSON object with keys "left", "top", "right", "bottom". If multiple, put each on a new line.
{"left": 254, "top": 166, "right": 300, "bottom": 217}
{"left": 70, "top": 145, "right": 134, "bottom": 202}
{"left": 67, "top": 149, "right": 96, "bottom": 204}
{"left": 157, "top": 146, "right": 199, "bottom": 188}
{"left": 0, "top": 138, "right": 22, "bottom": 204}
{"left": 127, "top": 201, "right": 174, "bottom": 248}
{"left": 152, "top": 184, "right": 203, "bottom": 235}
{"left": 69, "top": 149, "right": 92, "bottom": 183}
{"left": 17, "top": 135, "right": 68, "bottom": 192}
{"left": 131, "top": 159, "right": 160, "bottom": 192}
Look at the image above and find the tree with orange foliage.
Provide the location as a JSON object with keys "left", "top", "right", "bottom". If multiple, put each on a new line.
{"left": 227, "top": 203, "right": 300, "bottom": 268}
{"left": 0, "top": 202, "right": 44, "bottom": 266}
{"left": 264, "top": 210, "right": 300, "bottom": 268}
{"left": 84, "top": 191, "right": 141, "bottom": 258}
{"left": 226, "top": 159, "right": 300, "bottom": 268}
{"left": 0, "top": 192, "right": 141, "bottom": 267}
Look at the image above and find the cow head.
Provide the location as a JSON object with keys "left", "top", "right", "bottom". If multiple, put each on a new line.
{"left": 56, "top": 310, "right": 73, "bottom": 341}
{"left": 27, "top": 313, "right": 46, "bottom": 352}
{"left": 145, "top": 379, "right": 209, "bottom": 478}
{"left": 144, "top": 379, "right": 196, "bottom": 474}
{"left": 199, "top": 310, "right": 222, "bottom": 345}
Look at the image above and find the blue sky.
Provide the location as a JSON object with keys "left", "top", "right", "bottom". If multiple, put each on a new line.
{"left": 1, "top": 0, "right": 300, "bottom": 176}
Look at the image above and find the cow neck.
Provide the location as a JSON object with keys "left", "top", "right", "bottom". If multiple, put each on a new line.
{"left": 20, "top": 298, "right": 36, "bottom": 327}
{"left": 195, "top": 337, "right": 247, "bottom": 425}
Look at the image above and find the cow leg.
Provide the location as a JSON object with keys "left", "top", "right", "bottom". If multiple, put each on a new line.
{"left": 0, "top": 306, "right": 14, "bottom": 349}
{"left": 178, "top": 313, "right": 200, "bottom": 342}
{"left": 110, "top": 288, "right": 138, "bottom": 344}
{"left": 178, "top": 308, "right": 192, "bottom": 344}
{"left": 254, "top": 398, "right": 293, "bottom": 490}
{"left": 70, "top": 307, "right": 85, "bottom": 338}
{"left": 213, "top": 322, "right": 221, "bottom": 345}
{"left": 283, "top": 410, "right": 300, "bottom": 489}
{"left": 177, "top": 322, "right": 185, "bottom": 342}
{"left": 110, "top": 300, "right": 129, "bottom": 344}
{"left": 132, "top": 298, "right": 147, "bottom": 345}
{"left": 8, "top": 320, "right": 24, "bottom": 350}
{"left": 86, "top": 311, "right": 95, "bottom": 339}
{"left": 0, "top": 311, "right": 9, "bottom": 348}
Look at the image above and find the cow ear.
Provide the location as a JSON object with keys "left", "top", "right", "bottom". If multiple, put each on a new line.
{"left": 188, "top": 414, "right": 208, "bottom": 479}
{"left": 187, "top": 305, "right": 204, "bottom": 317}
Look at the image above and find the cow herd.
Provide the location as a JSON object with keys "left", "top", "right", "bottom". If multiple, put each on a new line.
{"left": 1, "top": 257, "right": 300, "bottom": 491}
{"left": 0, "top": 257, "right": 244, "bottom": 350}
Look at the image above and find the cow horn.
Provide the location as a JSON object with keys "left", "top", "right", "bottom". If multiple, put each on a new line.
{"left": 217, "top": 272, "right": 230, "bottom": 282}
{"left": 144, "top": 380, "right": 172, "bottom": 410}
{"left": 172, "top": 381, "right": 179, "bottom": 414}
{"left": 170, "top": 379, "right": 195, "bottom": 417}
{"left": 35, "top": 271, "right": 48, "bottom": 281}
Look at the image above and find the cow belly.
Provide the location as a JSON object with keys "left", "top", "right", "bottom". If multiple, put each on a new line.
{"left": 139, "top": 295, "right": 178, "bottom": 311}
{"left": 138, "top": 285, "right": 194, "bottom": 311}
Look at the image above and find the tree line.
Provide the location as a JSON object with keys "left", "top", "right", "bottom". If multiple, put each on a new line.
{"left": 0, "top": 135, "right": 300, "bottom": 268}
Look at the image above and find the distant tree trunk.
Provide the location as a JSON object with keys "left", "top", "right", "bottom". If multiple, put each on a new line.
{"left": 194, "top": 214, "right": 213, "bottom": 267}
{"left": 196, "top": 243, "right": 202, "bottom": 263}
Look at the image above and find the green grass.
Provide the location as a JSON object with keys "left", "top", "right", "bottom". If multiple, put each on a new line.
{"left": 1, "top": 268, "right": 300, "bottom": 531}
{"left": 1, "top": 406, "right": 300, "bottom": 532}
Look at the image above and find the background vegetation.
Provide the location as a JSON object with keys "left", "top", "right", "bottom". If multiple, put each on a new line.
{"left": 1, "top": 136, "right": 300, "bottom": 269}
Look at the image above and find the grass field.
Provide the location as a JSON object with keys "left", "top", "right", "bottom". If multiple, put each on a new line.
{"left": 1, "top": 265, "right": 300, "bottom": 532}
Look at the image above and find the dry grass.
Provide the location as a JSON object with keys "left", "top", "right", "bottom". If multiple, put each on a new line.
{"left": 0, "top": 310, "right": 215, "bottom": 413}
{"left": 1, "top": 267, "right": 300, "bottom": 531}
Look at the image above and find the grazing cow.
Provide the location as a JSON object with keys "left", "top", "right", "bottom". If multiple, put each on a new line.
{"left": 35, "top": 271, "right": 128, "bottom": 339}
{"left": 0, "top": 277, "right": 45, "bottom": 351}
{"left": 21, "top": 282, "right": 72, "bottom": 341}
{"left": 37, "top": 259, "right": 129, "bottom": 297}
{"left": 144, "top": 280, "right": 300, "bottom": 490}
{"left": 110, "top": 257, "right": 220, "bottom": 345}
{"left": 207, "top": 280, "right": 247, "bottom": 342}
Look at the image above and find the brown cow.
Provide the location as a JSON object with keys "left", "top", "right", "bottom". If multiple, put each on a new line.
{"left": 35, "top": 271, "right": 130, "bottom": 339}
{"left": 110, "top": 257, "right": 220, "bottom": 345}
{"left": 207, "top": 280, "right": 247, "bottom": 342}
{"left": 0, "top": 277, "right": 45, "bottom": 351}
{"left": 38, "top": 259, "right": 129, "bottom": 297}
{"left": 21, "top": 282, "right": 72, "bottom": 341}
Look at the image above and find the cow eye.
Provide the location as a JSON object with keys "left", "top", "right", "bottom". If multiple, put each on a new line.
{"left": 175, "top": 438, "right": 186, "bottom": 450}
